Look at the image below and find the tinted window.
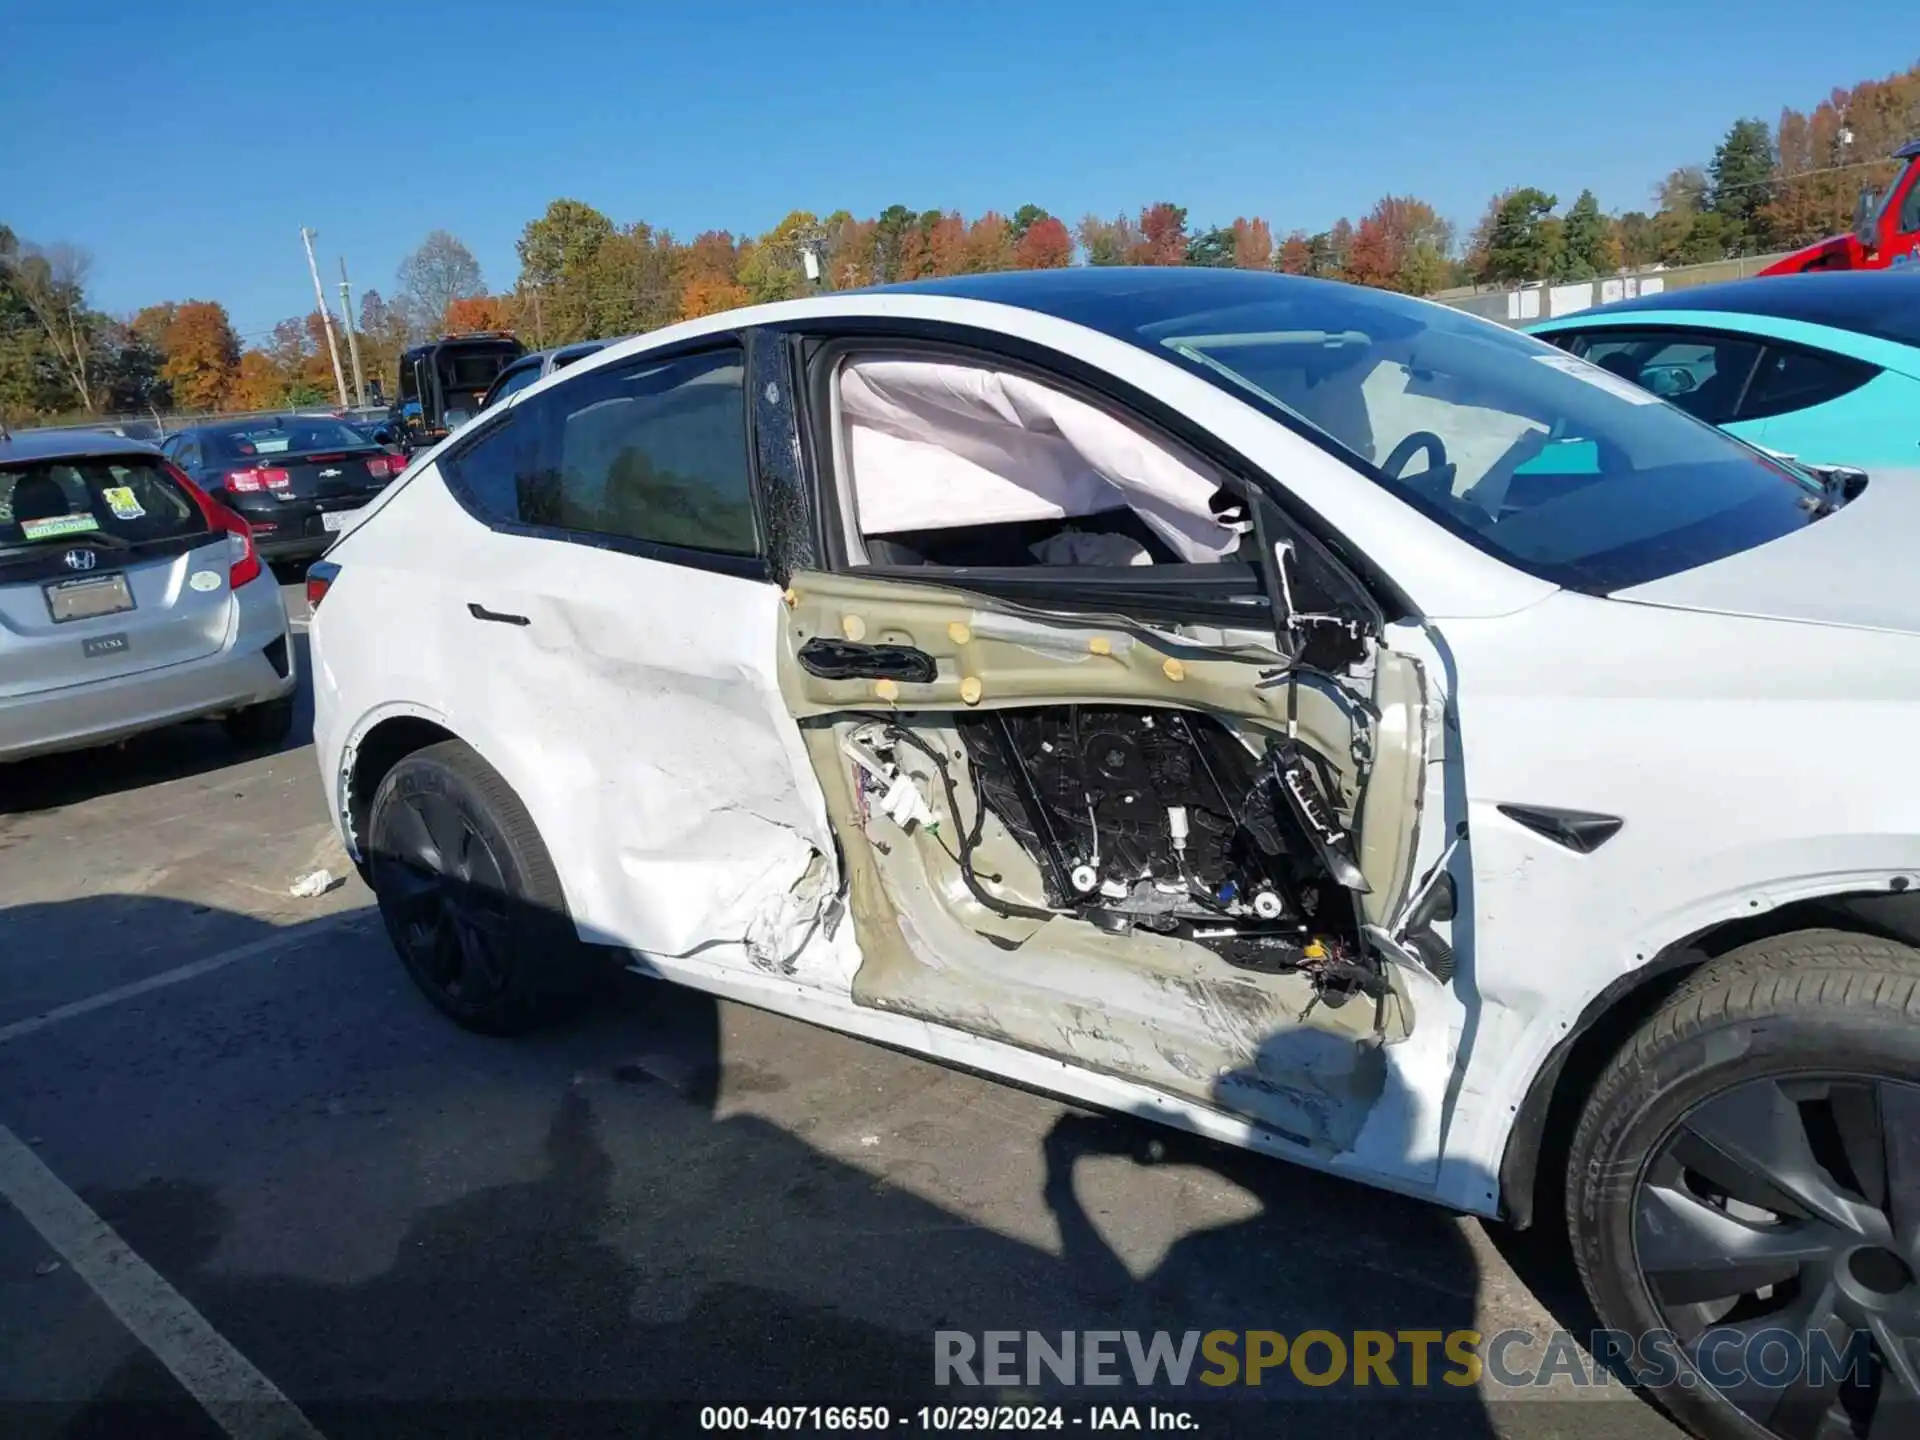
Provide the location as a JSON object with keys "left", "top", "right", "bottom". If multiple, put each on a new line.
{"left": 1020, "top": 274, "right": 1826, "bottom": 591}
{"left": 444, "top": 412, "right": 534, "bottom": 523}
{"left": 1570, "top": 330, "right": 1763, "bottom": 424}
{"left": 522, "top": 349, "right": 756, "bottom": 555}
{"left": 442, "top": 349, "right": 518, "bottom": 390}
{"left": 1738, "top": 345, "right": 1880, "bottom": 421}
{"left": 0, "top": 457, "right": 206, "bottom": 556}
{"left": 486, "top": 364, "right": 541, "bottom": 406}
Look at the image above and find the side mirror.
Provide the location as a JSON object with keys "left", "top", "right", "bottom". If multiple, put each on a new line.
{"left": 1638, "top": 365, "right": 1699, "bottom": 398}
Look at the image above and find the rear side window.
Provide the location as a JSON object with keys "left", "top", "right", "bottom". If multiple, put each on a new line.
{"left": 1572, "top": 330, "right": 1763, "bottom": 425}
{"left": 0, "top": 458, "right": 206, "bottom": 554}
{"left": 445, "top": 412, "right": 535, "bottom": 523}
{"left": 524, "top": 348, "right": 757, "bottom": 556}
{"left": 1737, "top": 345, "right": 1880, "bottom": 421}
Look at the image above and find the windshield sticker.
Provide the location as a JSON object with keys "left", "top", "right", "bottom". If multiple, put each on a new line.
{"left": 1532, "top": 351, "right": 1661, "bottom": 404}
{"left": 20, "top": 513, "right": 102, "bottom": 540}
{"left": 247, "top": 437, "right": 293, "bottom": 454}
{"left": 102, "top": 485, "right": 146, "bottom": 520}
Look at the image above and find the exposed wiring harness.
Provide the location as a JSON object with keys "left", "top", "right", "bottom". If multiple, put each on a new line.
{"left": 880, "top": 723, "right": 1067, "bottom": 923}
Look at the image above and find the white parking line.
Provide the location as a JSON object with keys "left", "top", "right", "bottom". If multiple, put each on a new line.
{"left": 0, "top": 1123, "right": 326, "bottom": 1440}
{"left": 0, "top": 911, "right": 371, "bottom": 1047}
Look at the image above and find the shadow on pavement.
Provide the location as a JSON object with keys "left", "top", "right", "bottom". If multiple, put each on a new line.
{"left": 0, "top": 892, "right": 1675, "bottom": 1439}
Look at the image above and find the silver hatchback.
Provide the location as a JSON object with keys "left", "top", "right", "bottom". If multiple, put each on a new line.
{"left": 0, "top": 428, "right": 296, "bottom": 763}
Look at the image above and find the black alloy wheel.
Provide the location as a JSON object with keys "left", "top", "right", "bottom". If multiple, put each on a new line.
{"left": 1634, "top": 1074, "right": 1920, "bottom": 1439}
{"left": 372, "top": 784, "right": 515, "bottom": 1013}
{"left": 365, "top": 739, "right": 600, "bottom": 1034}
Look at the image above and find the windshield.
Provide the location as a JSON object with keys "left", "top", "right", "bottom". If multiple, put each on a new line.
{"left": 210, "top": 418, "right": 372, "bottom": 461}
{"left": 1081, "top": 279, "right": 1824, "bottom": 591}
{"left": 442, "top": 348, "right": 518, "bottom": 390}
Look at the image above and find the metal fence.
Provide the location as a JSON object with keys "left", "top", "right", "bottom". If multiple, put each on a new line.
{"left": 9, "top": 404, "right": 391, "bottom": 445}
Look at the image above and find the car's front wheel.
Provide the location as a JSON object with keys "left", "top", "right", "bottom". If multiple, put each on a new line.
{"left": 1568, "top": 930, "right": 1920, "bottom": 1440}
{"left": 365, "top": 739, "right": 601, "bottom": 1034}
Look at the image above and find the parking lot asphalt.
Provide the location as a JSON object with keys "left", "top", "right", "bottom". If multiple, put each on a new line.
{"left": 0, "top": 576, "right": 1689, "bottom": 1440}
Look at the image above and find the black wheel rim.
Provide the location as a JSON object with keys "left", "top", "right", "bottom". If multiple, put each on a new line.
{"left": 1634, "top": 1073, "right": 1920, "bottom": 1438}
{"left": 372, "top": 790, "right": 513, "bottom": 1008}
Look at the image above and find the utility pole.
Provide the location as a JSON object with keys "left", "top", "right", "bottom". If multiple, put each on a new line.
{"left": 525, "top": 281, "right": 545, "bottom": 349}
{"left": 299, "top": 226, "right": 351, "bottom": 410}
{"left": 338, "top": 257, "right": 368, "bottom": 409}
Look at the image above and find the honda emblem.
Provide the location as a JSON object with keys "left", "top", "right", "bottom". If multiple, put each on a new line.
{"left": 63, "top": 549, "right": 97, "bottom": 572}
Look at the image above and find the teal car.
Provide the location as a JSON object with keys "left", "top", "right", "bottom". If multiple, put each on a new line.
{"left": 1529, "top": 272, "right": 1920, "bottom": 473}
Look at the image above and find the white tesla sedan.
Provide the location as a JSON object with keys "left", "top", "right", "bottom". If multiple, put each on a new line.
{"left": 308, "top": 268, "right": 1920, "bottom": 1440}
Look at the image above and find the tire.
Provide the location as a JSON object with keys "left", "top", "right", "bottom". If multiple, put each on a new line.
{"left": 365, "top": 739, "right": 601, "bottom": 1034}
{"left": 1567, "top": 929, "right": 1920, "bottom": 1440}
{"left": 222, "top": 695, "right": 294, "bottom": 748}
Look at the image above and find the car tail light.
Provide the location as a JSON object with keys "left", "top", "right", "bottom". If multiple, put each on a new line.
{"left": 306, "top": 559, "right": 341, "bottom": 611}
{"left": 366, "top": 454, "right": 400, "bottom": 479}
{"left": 168, "top": 462, "right": 262, "bottom": 588}
{"left": 225, "top": 467, "right": 291, "bottom": 492}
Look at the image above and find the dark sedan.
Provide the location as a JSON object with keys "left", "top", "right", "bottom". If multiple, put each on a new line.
{"left": 159, "top": 415, "right": 405, "bottom": 561}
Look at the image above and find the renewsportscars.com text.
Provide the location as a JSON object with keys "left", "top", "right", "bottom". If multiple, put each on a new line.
{"left": 934, "top": 1327, "right": 1873, "bottom": 1391}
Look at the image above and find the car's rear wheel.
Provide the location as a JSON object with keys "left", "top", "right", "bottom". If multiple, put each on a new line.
{"left": 1568, "top": 930, "right": 1920, "bottom": 1440}
{"left": 222, "top": 695, "right": 294, "bottom": 748}
{"left": 365, "top": 739, "right": 600, "bottom": 1034}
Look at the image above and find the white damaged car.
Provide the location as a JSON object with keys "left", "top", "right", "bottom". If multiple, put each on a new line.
{"left": 309, "top": 269, "right": 1920, "bottom": 1440}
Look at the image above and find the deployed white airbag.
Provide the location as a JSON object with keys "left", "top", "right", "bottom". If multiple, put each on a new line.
{"left": 839, "top": 358, "right": 1239, "bottom": 563}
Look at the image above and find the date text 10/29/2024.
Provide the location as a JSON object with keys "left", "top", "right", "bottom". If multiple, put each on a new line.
{"left": 700, "top": 1407, "right": 1197, "bottom": 1431}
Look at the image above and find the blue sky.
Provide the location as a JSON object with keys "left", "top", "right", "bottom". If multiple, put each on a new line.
{"left": 3, "top": 1, "right": 1912, "bottom": 341}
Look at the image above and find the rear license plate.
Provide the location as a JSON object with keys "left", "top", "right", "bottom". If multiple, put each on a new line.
{"left": 320, "top": 510, "right": 354, "bottom": 533}
{"left": 45, "top": 573, "right": 135, "bottom": 623}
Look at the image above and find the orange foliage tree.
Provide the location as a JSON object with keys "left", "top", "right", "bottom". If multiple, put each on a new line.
{"left": 159, "top": 300, "right": 240, "bottom": 411}
{"left": 679, "top": 275, "right": 752, "bottom": 319}
{"left": 1013, "top": 216, "right": 1073, "bottom": 269}
{"left": 444, "top": 294, "right": 516, "bottom": 333}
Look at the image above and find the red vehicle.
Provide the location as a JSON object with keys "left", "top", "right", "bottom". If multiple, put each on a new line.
{"left": 1760, "top": 139, "right": 1920, "bottom": 273}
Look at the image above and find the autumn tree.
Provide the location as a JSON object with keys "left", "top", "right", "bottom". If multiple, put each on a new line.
{"left": 1275, "top": 231, "right": 1314, "bottom": 275}
{"left": 1231, "top": 217, "right": 1273, "bottom": 270}
{"left": 1009, "top": 204, "right": 1049, "bottom": 245}
{"left": 680, "top": 275, "right": 752, "bottom": 319}
{"left": 1076, "top": 214, "right": 1133, "bottom": 266}
{"left": 444, "top": 295, "right": 516, "bottom": 333}
{"left": 159, "top": 300, "right": 240, "bottom": 410}
{"left": 226, "top": 351, "right": 287, "bottom": 411}
{"left": 1012, "top": 215, "right": 1073, "bottom": 270}
{"left": 396, "top": 230, "right": 485, "bottom": 336}
{"left": 740, "top": 210, "right": 825, "bottom": 301}
{"left": 1766, "top": 63, "right": 1920, "bottom": 247}
{"left": 963, "top": 213, "right": 1015, "bottom": 273}
{"left": 1132, "top": 203, "right": 1189, "bottom": 265}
